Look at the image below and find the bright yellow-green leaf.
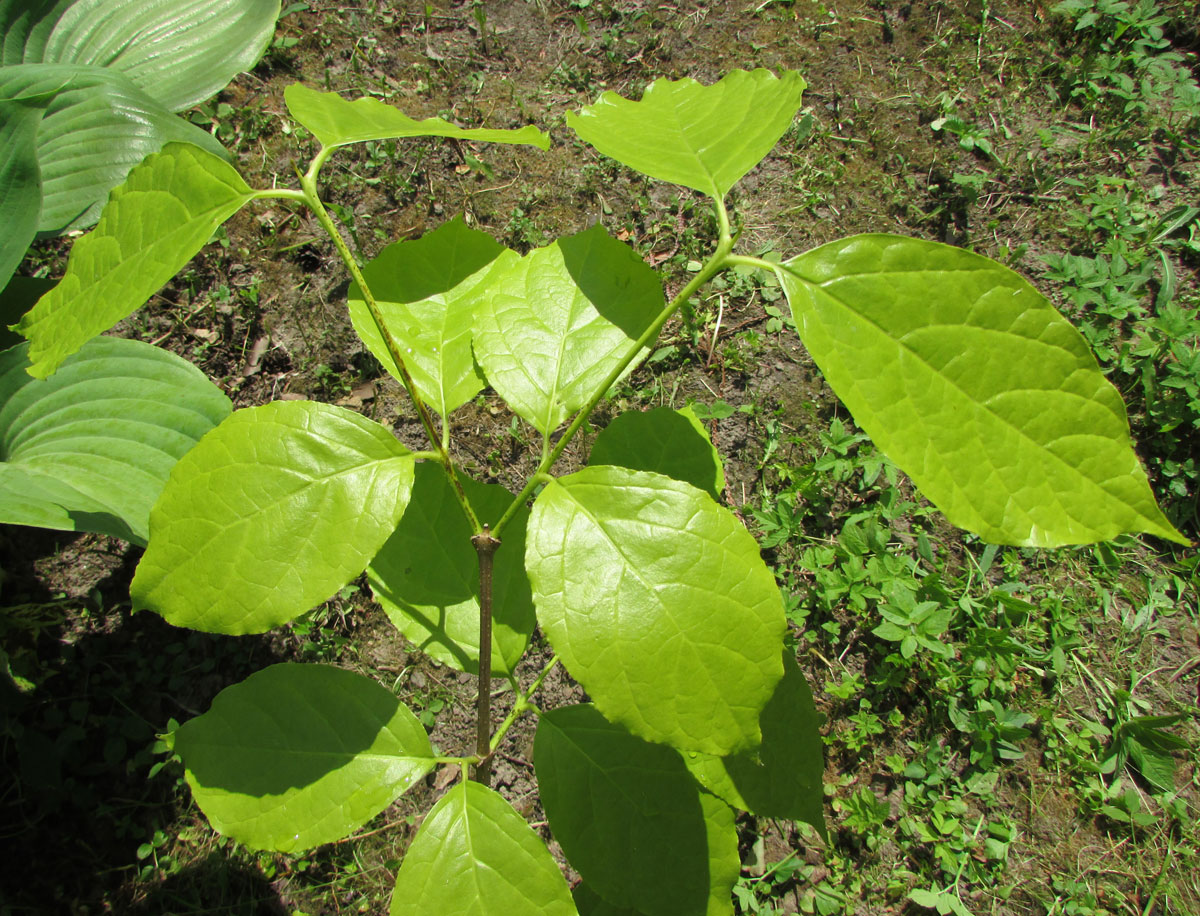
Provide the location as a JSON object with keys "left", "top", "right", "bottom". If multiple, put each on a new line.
{"left": 526, "top": 466, "right": 786, "bottom": 755}
{"left": 473, "top": 225, "right": 663, "bottom": 436}
{"left": 777, "top": 234, "right": 1187, "bottom": 547}
{"left": 588, "top": 405, "right": 725, "bottom": 501}
{"left": 566, "top": 70, "right": 806, "bottom": 200}
{"left": 175, "top": 663, "right": 433, "bottom": 853}
{"left": 348, "top": 217, "right": 507, "bottom": 417}
{"left": 131, "top": 400, "right": 414, "bottom": 634}
{"left": 16, "top": 142, "right": 253, "bottom": 378}
{"left": 390, "top": 781, "right": 578, "bottom": 916}
{"left": 285, "top": 83, "right": 550, "bottom": 151}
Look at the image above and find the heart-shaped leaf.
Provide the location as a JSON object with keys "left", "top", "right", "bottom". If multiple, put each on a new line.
{"left": 368, "top": 463, "right": 534, "bottom": 675}
{"left": 526, "top": 466, "right": 785, "bottom": 755}
{"left": 349, "top": 217, "right": 507, "bottom": 417}
{"left": 473, "top": 225, "right": 663, "bottom": 436}
{"left": 776, "top": 234, "right": 1186, "bottom": 546}
{"left": 0, "top": 336, "right": 231, "bottom": 543}
{"left": 390, "top": 781, "right": 577, "bottom": 916}
{"left": 2, "top": 0, "right": 281, "bottom": 113}
{"left": 131, "top": 400, "right": 414, "bottom": 634}
{"left": 566, "top": 70, "right": 806, "bottom": 201}
{"left": 285, "top": 83, "right": 550, "bottom": 151}
{"left": 588, "top": 405, "right": 724, "bottom": 501}
{"left": 536, "top": 705, "right": 739, "bottom": 916}
{"left": 16, "top": 141, "right": 254, "bottom": 379}
{"left": 175, "top": 663, "right": 433, "bottom": 853}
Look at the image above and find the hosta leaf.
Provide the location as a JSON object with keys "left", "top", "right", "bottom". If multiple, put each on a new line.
{"left": 473, "top": 225, "right": 662, "bottom": 436}
{"left": 389, "top": 781, "right": 577, "bottom": 916}
{"left": 131, "top": 400, "right": 414, "bottom": 634}
{"left": 777, "top": 234, "right": 1187, "bottom": 547}
{"left": 0, "top": 336, "right": 231, "bottom": 543}
{"left": 588, "top": 405, "right": 724, "bottom": 501}
{"left": 566, "top": 70, "right": 806, "bottom": 201}
{"left": 15, "top": 141, "right": 253, "bottom": 378}
{"left": 2, "top": 0, "right": 280, "bottom": 113}
{"left": 526, "top": 466, "right": 785, "bottom": 755}
{"left": 684, "top": 652, "right": 826, "bottom": 838}
{"left": 285, "top": 83, "right": 550, "bottom": 151}
{"left": 0, "top": 65, "right": 230, "bottom": 236}
{"left": 0, "top": 92, "right": 49, "bottom": 290}
{"left": 349, "top": 217, "right": 506, "bottom": 417}
{"left": 368, "top": 463, "right": 534, "bottom": 675}
{"left": 535, "top": 705, "right": 739, "bottom": 916}
{"left": 175, "top": 663, "right": 433, "bottom": 853}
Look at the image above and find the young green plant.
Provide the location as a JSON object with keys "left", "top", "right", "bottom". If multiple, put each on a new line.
{"left": 12, "top": 69, "right": 1187, "bottom": 914}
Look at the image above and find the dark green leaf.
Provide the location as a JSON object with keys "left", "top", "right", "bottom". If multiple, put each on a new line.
{"left": 368, "top": 462, "right": 534, "bottom": 675}
{"left": 536, "top": 705, "right": 739, "bottom": 916}
{"left": 588, "top": 405, "right": 724, "bottom": 501}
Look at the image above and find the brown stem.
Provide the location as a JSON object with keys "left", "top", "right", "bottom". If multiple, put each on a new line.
{"left": 471, "top": 526, "right": 501, "bottom": 784}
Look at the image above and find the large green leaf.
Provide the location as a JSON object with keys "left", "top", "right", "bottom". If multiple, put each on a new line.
{"left": 131, "top": 400, "right": 414, "bottom": 634}
{"left": 175, "top": 663, "right": 434, "bottom": 853}
{"left": 526, "top": 466, "right": 786, "bottom": 755}
{"left": 536, "top": 705, "right": 739, "bottom": 916}
{"left": 390, "top": 781, "right": 577, "bottom": 916}
{"left": 566, "top": 70, "right": 806, "bottom": 201}
{"left": 2, "top": 0, "right": 280, "bottom": 113}
{"left": 683, "top": 652, "right": 826, "bottom": 838}
{"left": 368, "top": 463, "right": 534, "bottom": 675}
{"left": 0, "top": 336, "right": 231, "bottom": 543}
{"left": 348, "top": 218, "right": 506, "bottom": 417}
{"left": 0, "top": 65, "right": 230, "bottom": 236}
{"left": 285, "top": 83, "right": 550, "bottom": 151}
{"left": 776, "top": 234, "right": 1186, "bottom": 547}
{"left": 473, "top": 225, "right": 663, "bottom": 436}
{"left": 588, "top": 405, "right": 724, "bottom": 501}
{"left": 15, "top": 141, "right": 254, "bottom": 379}
{"left": 0, "top": 92, "right": 49, "bottom": 290}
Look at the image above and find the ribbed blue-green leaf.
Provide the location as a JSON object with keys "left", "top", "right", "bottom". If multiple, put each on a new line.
{"left": 0, "top": 336, "right": 230, "bottom": 543}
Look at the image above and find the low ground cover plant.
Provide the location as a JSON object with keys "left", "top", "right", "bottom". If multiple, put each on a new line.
{"left": 10, "top": 68, "right": 1188, "bottom": 914}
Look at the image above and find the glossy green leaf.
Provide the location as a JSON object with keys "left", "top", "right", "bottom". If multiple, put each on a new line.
{"left": 0, "top": 65, "right": 230, "bottom": 236}
{"left": 0, "top": 336, "right": 231, "bottom": 543}
{"left": 526, "top": 466, "right": 786, "bottom": 755}
{"left": 684, "top": 652, "right": 826, "bottom": 838}
{"left": 1, "top": 0, "right": 280, "bottom": 113}
{"left": 348, "top": 218, "right": 506, "bottom": 417}
{"left": 473, "top": 225, "right": 663, "bottom": 435}
{"left": 131, "top": 400, "right": 414, "bottom": 634}
{"left": 368, "top": 462, "right": 534, "bottom": 675}
{"left": 285, "top": 83, "right": 550, "bottom": 151}
{"left": 0, "top": 93, "right": 47, "bottom": 290}
{"left": 175, "top": 663, "right": 433, "bottom": 853}
{"left": 777, "top": 235, "right": 1186, "bottom": 547}
{"left": 16, "top": 142, "right": 253, "bottom": 379}
{"left": 588, "top": 405, "right": 724, "bottom": 501}
{"left": 566, "top": 70, "right": 806, "bottom": 201}
{"left": 536, "top": 705, "right": 739, "bottom": 916}
{"left": 390, "top": 781, "right": 577, "bottom": 916}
